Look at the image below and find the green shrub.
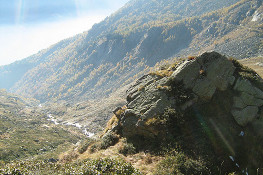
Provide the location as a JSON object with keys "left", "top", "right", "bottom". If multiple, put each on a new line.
{"left": 100, "top": 131, "right": 119, "bottom": 149}
{"left": 118, "top": 140, "right": 136, "bottom": 156}
{"left": 89, "top": 142, "right": 100, "bottom": 153}
{"left": 77, "top": 138, "right": 96, "bottom": 154}
{"left": 0, "top": 158, "right": 142, "bottom": 175}
{"left": 230, "top": 58, "right": 262, "bottom": 88}
{"left": 154, "top": 152, "right": 207, "bottom": 175}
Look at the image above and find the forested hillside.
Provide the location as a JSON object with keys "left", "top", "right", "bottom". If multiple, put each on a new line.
{"left": 0, "top": 1, "right": 262, "bottom": 172}
{"left": 0, "top": 0, "right": 262, "bottom": 104}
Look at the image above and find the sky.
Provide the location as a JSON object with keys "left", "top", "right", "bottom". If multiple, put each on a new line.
{"left": 0, "top": 0, "right": 130, "bottom": 66}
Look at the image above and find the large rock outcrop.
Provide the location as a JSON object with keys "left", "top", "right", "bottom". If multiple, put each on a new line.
{"left": 108, "top": 52, "right": 263, "bottom": 173}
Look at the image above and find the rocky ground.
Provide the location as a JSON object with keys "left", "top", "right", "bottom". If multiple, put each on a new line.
{"left": 1, "top": 52, "right": 262, "bottom": 174}
{"left": 106, "top": 52, "right": 263, "bottom": 174}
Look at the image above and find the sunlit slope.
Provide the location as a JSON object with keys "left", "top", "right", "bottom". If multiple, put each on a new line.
{"left": 0, "top": 0, "right": 261, "bottom": 103}
{"left": 240, "top": 57, "right": 263, "bottom": 78}
{"left": 0, "top": 90, "right": 81, "bottom": 162}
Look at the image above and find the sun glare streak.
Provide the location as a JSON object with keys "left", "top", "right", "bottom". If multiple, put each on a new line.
{"left": 74, "top": 0, "right": 81, "bottom": 17}
{"left": 15, "top": 0, "right": 25, "bottom": 24}
{"left": 209, "top": 119, "right": 235, "bottom": 155}
{"left": 195, "top": 110, "right": 217, "bottom": 145}
{"left": 192, "top": 107, "right": 235, "bottom": 155}
{"left": 0, "top": 0, "right": 129, "bottom": 66}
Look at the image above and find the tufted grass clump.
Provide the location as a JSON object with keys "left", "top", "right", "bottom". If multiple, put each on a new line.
{"left": 77, "top": 138, "right": 96, "bottom": 154}
{"left": 230, "top": 57, "right": 263, "bottom": 90}
{"left": 103, "top": 115, "right": 119, "bottom": 134}
{"left": 118, "top": 139, "right": 136, "bottom": 156}
{"left": 150, "top": 69, "right": 173, "bottom": 77}
{"left": 187, "top": 56, "right": 196, "bottom": 60}
{"left": 0, "top": 158, "right": 142, "bottom": 175}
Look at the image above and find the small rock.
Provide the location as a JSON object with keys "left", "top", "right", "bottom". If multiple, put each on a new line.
{"left": 48, "top": 158, "right": 58, "bottom": 163}
{"left": 232, "top": 106, "right": 259, "bottom": 126}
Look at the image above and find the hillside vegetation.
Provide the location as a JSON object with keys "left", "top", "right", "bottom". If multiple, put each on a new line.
{"left": 1, "top": 52, "right": 262, "bottom": 174}
{"left": 239, "top": 57, "right": 263, "bottom": 77}
{"left": 0, "top": 90, "right": 82, "bottom": 162}
{"left": 0, "top": 0, "right": 261, "bottom": 104}
{"left": 0, "top": 0, "right": 261, "bottom": 137}
{"left": 100, "top": 52, "right": 263, "bottom": 174}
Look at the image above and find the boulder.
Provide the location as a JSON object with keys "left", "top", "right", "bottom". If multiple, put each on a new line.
{"left": 107, "top": 51, "right": 263, "bottom": 172}
{"left": 112, "top": 52, "right": 263, "bottom": 138}
{"left": 171, "top": 52, "right": 236, "bottom": 100}
{"left": 231, "top": 106, "right": 259, "bottom": 126}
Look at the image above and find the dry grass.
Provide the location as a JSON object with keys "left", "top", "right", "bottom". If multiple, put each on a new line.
{"left": 103, "top": 106, "right": 127, "bottom": 135}
{"left": 103, "top": 115, "right": 119, "bottom": 134}
{"left": 239, "top": 57, "right": 263, "bottom": 78}
{"left": 145, "top": 117, "right": 159, "bottom": 126}
{"left": 138, "top": 85, "right": 145, "bottom": 91}
{"left": 156, "top": 85, "right": 172, "bottom": 91}
{"left": 125, "top": 152, "right": 163, "bottom": 175}
{"left": 59, "top": 149, "right": 80, "bottom": 163}
{"left": 150, "top": 69, "right": 174, "bottom": 77}
{"left": 77, "top": 139, "right": 163, "bottom": 175}
{"left": 115, "top": 106, "right": 127, "bottom": 116}
{"left": 187, "top": 56, "right": 196, "bottom": 60}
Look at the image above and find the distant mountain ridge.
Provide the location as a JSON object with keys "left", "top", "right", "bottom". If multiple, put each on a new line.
{"left": 0, "top": 0, "right": 262, "bottom": 103}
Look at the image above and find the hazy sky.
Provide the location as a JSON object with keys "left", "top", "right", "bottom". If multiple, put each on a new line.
{"left": 0, "top": 0, "right": 129, "bottom": 66}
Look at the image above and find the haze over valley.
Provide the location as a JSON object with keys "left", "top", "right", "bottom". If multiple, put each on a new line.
{"left": 0, "top": 0, "right": 263, "bottom": 174}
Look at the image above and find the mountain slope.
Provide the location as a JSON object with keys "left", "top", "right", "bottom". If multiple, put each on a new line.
{"left": 0, "top": 36, "right": 80, "bottom": 91}
{"left": 0, "top": 90, "right": 82, "bottom": 162}
{"left": 0, "top": 0, "right": 262, "bottom": 104}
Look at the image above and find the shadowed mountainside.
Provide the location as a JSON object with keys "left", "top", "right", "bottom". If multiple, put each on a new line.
{"left": 0, "top": 0, "right": 261, "bottom": 104}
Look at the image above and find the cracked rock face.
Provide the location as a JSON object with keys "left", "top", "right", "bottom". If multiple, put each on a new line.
{"left": 112, "top": 52, "right": 263, "bottom": 139}
{"left": 108, "top": 51, "right": 263, "bottom": 172}
{"left": 231, "top": 78, "right": 263, "bottom": 126}
{"left": 171, "top": 52, "right": 236, "bottom": 100}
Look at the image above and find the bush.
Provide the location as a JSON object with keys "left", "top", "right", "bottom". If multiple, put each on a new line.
{"left": 59, "top": 150, "right": 79, "bottom": 163}
{"left": 77, "top": 138, "right": 96, "bottom": 154}
{"left": 0, "top": 158, "right": 142, "bottom": 174}
{"left": 154, "top": 152, "right": 207, "bottom": 175}
{"left": 89, "top": 142, "right": 101, "bottom": 153}
{"left": 118, "top": 140, "right": 136, "bottom": 156}
{"left": 100, "top": 131, "right": 119, "bottom": 149}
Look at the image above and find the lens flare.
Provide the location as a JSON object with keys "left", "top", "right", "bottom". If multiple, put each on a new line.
{"left": 16, "top": 0, "right": 25, "bottom": 24}
{"left": 209, "top": 118, "right": 235, "bottom": 155}
{"left": 193, "top": 107, "right": 235, "bottom": 155}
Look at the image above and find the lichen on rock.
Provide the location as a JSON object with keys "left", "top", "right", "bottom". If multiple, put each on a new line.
{"left": 106, "top": 51, "right": 263, "bottom": 173}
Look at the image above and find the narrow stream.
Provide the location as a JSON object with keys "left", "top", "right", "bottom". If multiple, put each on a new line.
{"left": 47, "top": 114, "right": 95, "bottom": 137}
